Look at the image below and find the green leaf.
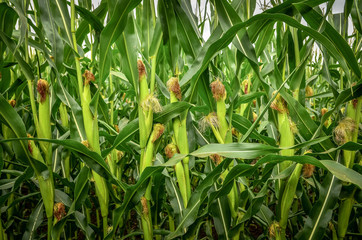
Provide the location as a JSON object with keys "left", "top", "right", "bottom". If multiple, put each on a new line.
{"left": 294, "top": 3, "right": 361, "bottom": 79}
{"left": 0, "top": 3, "right": 18, "bottom": 61}
{"left": 54, "top": 78, "right": 87, "bottom": 141}
{"left": 8, "top": 0, "right": 27, "bottom": 49}
{"left": 50, "top": 0, "right": 73, "bottom": 48}
{"left": 0, "top": 31, "right": 34, "bottom": 81}
{"left": 158, "top": 0, "right": 179, "bottom": 73}
{"left": 232, "top": 114, "right": 276, "bottom": 146}
{"left": 172, "top": 0, "right": 200, "bottom": 60}
{"left": 73, "top": 166, "right": 90, "bottom": 211}
{"left": 38, "top": 0, "right": 64, "bottom": 70}
{"left": 0, "top": 93, "right": 31, "bottom": 166}
{"left": 63, "top": 1, "right": 107, "bottom": 63}
{"left": 234, "top": 92, "right": 266, "bottom": 108}
{"left": 154, "top": 102, "right": 192, "bottom": 123}
{"left": 296, "top": 173, "right": 342, "bottom": 240}
{"left": 22, "top": 201, "right": 44, "bottom": 240}
{"left": 190, "top": 143, "right": 279, "bottom": 159}
{"left": 74, "top": 4, "right": 104, "bottom": 33}
{"left": 101, "top": 118, "right": 139, "bottom": 157}
{"left": 75, "top": 211, "right": 95, "bottom": 240}
{"left": 280, "top": 91, "right": 336, "bottom": 160}
{"left": 351, "top": 0, "right": 362, "bottom": 35}
{"left": 106, "top": 155, "right": 185, "bottom": 240}
{"left": 166, "top": 159, "right": 232, "bottom": 240}
{"left": 99, "top": 0, "right": 141, "bottom": 83}
{"left": 115, "top": 14, "right": 138, "bottom": 93}
{"left": 320, "top": 160, "right": 362, "bottom": 188}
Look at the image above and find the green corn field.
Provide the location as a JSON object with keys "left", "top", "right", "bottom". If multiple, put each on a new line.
{"left": 0, "top": 0, "right": 362, "bottom": 239}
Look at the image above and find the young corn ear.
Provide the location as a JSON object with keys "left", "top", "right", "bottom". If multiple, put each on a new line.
{"left": 321, "top": 107, "right": 332, "bottom": 127}
{"left": 37, "top": 79, "right": 52, "bottom": 158}
{"left": 338, "top": 196, "right": 355, "bottom": 239}
{"left": 337, "top": 97, "right": 361, "bottom": 239}
{"left": 27, "top": 134, "right": 44, "bottom": 163}
{"left": 141, "top": 123, "right": 165, "bottom": 172}
{"left": 334, "top": 117, "right": 356, "bottom": 168}
{"left": 36, "top": 79, "right": 55, "bottom": 227}
{"left": 209, "top": 79, "right": 239, "bottom": 221}
{"left": 271, "top": 92, "right": 299, "bottom": 238}
{"left": 210, "top": 79, "right": 232, "bottom": 143}
{"left": 167, "top": 77, "right": 191, "bottom": 200}
{"left": 59, "top": 103, "right": 69, "bottom": 128}
{"left": 271, "top": 93, "right": 295, "bottom": 170}
{"left": 81, "top": 70, "right": 109, "bottom": 229}
{"left": 239, "top": 76, "right": 252, "bottom": 116}
{"left": 140, "top": 123, "right": 164, "bottom": 240}
{"left": 279, "top": 163, "right": 303, "bottom": 234}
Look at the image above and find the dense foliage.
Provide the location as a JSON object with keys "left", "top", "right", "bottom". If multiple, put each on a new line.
{"left": 0, "top": 0, "right": 362, "bottom": 239}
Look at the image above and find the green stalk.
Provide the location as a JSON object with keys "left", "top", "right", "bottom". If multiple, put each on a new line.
{"left": 167, "top": 77, "right": 190, "bottom": 205}
{"left": 279, "top": 164, "right": 302, "bottom": 237}
{"left": 71, "top": 1, "right": 108, "bottom": 236}
{"left": 70, "top": 0, "right": 84, "bottom": 96}
{"left": 138, "top": 60, "right": 152, "bottom": 166}
{"left": 150, "top": 55, "right": 157, "bottom": 94}
{"left": 178, "top": 115, "right": 191, "bottom": 199}
{"left": 210, "top": 80, "right": 239, "bottom": 226}
{"left": 59, "top": 103, "right": 69, "bottom": 128}
{"left": 271, "top": 93, "right": 296, "bottom": 239}
{"left": 291, "top": 26, "right": 300, "bottom": 101}
{"left": 137, "top": 60, "right": 159, "bottom": 239}
{"left": 82, "top": 78, "right": 109, "bottom": 235}
{"left": 36, "top": 79, "right": 54, "bottom": 239}
{"left": 139, "top": 124, "right": 164, "bottom": 239}
{"left": 0, "top": 220, "right": 6, "bottom": 240}
{"left": 59, "top": 103, "right": 70, "bottom": 193}
{"left": 337, "top": 96, "right": 361, "bottom": 238}
{"left": 27, "top": 80, "right": 40, "bottom": 138}
{"left": 3, "top": 103, "right": 15, "bottom": 226}
{"left": 337, "top": 196, "right": 354, "bottom": 239}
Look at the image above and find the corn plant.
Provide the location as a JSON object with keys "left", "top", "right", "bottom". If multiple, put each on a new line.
{"left": 0, "top": 0, "right": 362, "bottom": 239}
